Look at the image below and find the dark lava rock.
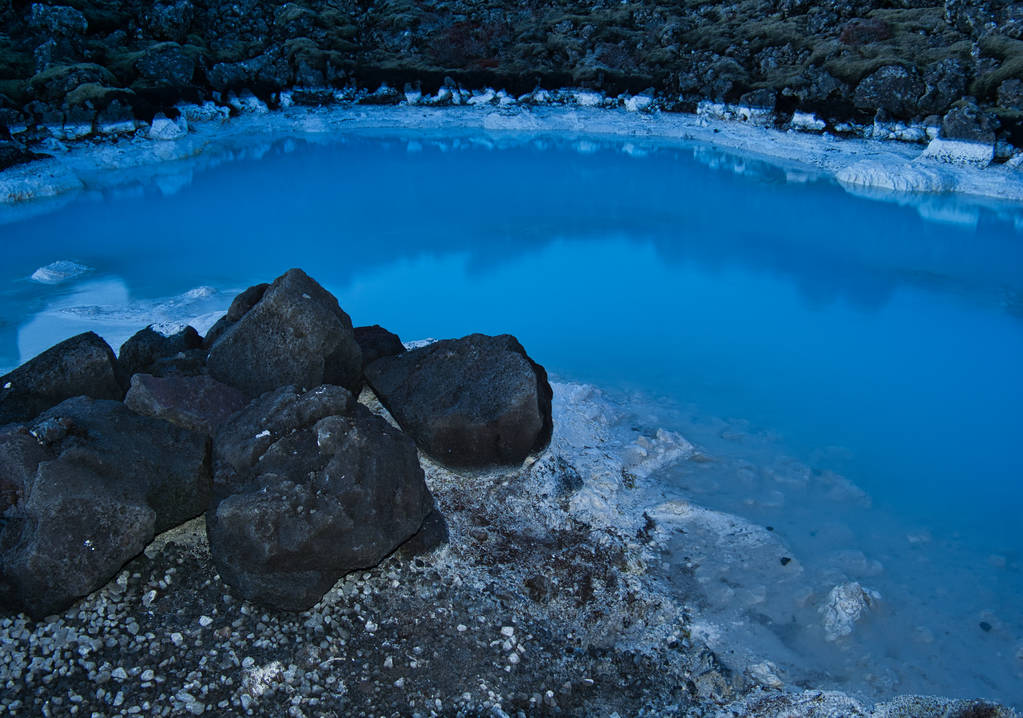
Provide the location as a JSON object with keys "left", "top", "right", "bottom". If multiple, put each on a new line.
{"left": 136, "top": 42, "right": 196, "bottom": 87}
{"left": 207, "top": 385, "right": 435, "bottom": 611}
{"left": 0, "top": 141, "right": 47, "bottom": 171}
{"left": 118, "top": 325, "right": 204, "bottom": 380}
{"left": 354, "top": 324, "right": 405, "bottom": 369}
{"left": 941, "top": 101, "right": 997, "bottom": 143}
{"left": 854, "top": 65, "right": 924, "bottom": 119}
{"left": 0, "top": 397, "right": 210, "bottom": 618}
{"left": 207, "top": 269, "right": 362, "bottom": 397}
{"left": 365, "top": 334, "right": 553, "bottom": 467}
{"left": 124, "top": 373, "right": 248, "bottom": 435}
{"left": 0, "top": 332, "right": 122, "bottom": 425}
{"left": 203, "top": 282, "right": 269, "bottom": 348}
{"left": 919, "top": 59, "right": 970, "bottom": 117}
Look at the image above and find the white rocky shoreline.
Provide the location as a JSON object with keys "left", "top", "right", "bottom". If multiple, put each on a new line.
{"left": 2, "top": 90, "right": 1023, "bottom": 226}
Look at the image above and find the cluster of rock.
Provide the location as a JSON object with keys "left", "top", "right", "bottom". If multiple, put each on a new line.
{"left": 1, "top": 0, "right": 1022, "bottom": 170}
{"left": 0, "top": 268, "right": 554, "bottom": 618}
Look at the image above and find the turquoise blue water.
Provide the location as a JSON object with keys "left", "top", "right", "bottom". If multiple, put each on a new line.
{"left": 2, "top": 131, "right": 1022, "bottom": 705}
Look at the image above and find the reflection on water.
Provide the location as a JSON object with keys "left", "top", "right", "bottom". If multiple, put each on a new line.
{"left": 2, "top": 131, "right": 1022, "bottom": 706}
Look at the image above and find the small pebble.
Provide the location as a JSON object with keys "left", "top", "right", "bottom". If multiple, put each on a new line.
{"left": 198, "top": 616, "right": 213, "bottom": 628}
{"left": 111, "top": 667, "right": 127, "bottom": 681}
{"left": 456, "top": 624, "right": 468, "bottom": 632}
{"left": 500, "top": 626, "right": 515, "bottom": 637}
{"left": 140, "top": 669, "right": 154, "bottom": 682}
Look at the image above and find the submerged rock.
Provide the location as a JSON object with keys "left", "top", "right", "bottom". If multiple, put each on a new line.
{"left": 365, "top": 333, "right": 553, "bottom": 467}
{"left": 820, "top": 581, "right": 881, "bottom": 641}
{"left": 207, "top": 269, "right": 362, "bottom": 397}
{"left": 0, "top": 397, "right": 210, "bottom": 618}
{"left": 207, "top": 385, "right": 436, "bottom": 611}
{"left": 0, "top": 332, "right": 122, "bottom": 425}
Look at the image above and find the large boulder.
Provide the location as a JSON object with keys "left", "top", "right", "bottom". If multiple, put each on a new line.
{"left": 118, "top": 325, "right": 204, "bottom": 380}
{"left": 364, "top": 334, "right": 553, "bottom": 467}
{"left": 0, "top": 398, "right": 211, "bottom": 618}
{"left": 124, "top": 373, "right": 248, "bottom": 434}
{"left": 207, "top": 385, "right": 436, "bottom": 611}
{"left": 206, "top": 269, "right": 362, "bottom": 397}
{"left": 0, "top": 332, "right": 122, "bottom": 425}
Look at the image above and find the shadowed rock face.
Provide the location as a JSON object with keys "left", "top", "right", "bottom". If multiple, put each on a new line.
{"left": 354, "top": 324, "right": 405, "bottom": 369}
{"left": 0, "top": 397, "right": 211, "bottom": 619}
{"left": 117, "top": 325, "right": 204, "bottom": 381}
{"left": 207, "top": 385, "right": 436, "bottom": 611}
{"left": 365, "top": 334, "right": 553, "bottom": 468}
{"left": 0, "top": 332, "right": 122, "bottom": 426}
{"left": 124, "top": 373, "right": 248, "bottom": 435}
{"left": 206, "top": 268, "right": 363, "bottom": 398}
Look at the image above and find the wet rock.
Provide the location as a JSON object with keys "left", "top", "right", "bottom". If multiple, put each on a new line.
{"left": 118, "top": 325, "right": 204, "bottom": 380}
{"left": 354, "top": 325, "right": 405, "bottom": 369}
{"left": 207, "top": 385, "right": 435, "bottom": 610}
{"left": 0, "top": 332, "right": 122, "bottom": 425}
{"left": 124, "top": 374, "right": 248, "bottom": 435}
{"left": 0, "top": 397, "right": 210, "bottom": 618}
{"left": 365, "top": 333, "right": 553, "bottom": 467}
{"left": 854, "top": 65, "right": 924, "bottom": 119}
{"left": 207, "top": 269, "right": 363, "bottom": 397}
{"left": 136, "top": 42, "right": 196, "bottom": 87}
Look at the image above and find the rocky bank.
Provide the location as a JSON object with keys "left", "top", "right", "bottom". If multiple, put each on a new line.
{"left": 1, "top": 0, "right": 1023, "bottom": 172}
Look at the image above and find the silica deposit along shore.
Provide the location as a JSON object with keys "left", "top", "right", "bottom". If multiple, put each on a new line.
{"left": 1, "top": 105, "right": 1021, "bottom": 718}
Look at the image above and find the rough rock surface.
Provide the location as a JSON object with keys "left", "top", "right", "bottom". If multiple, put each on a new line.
{"left": 365, "top": 334, "right": 553, "bottom": 467}
{"left": 353, "top": 324, "right": 405, "bottom": 368}
{"left": 0, "top": 397, "right": 210, "bottom": 618}
{"left": 207, "top": 385, "right": 435, "bottom": 611}
{"left": 124, "top": 373, "right": 248, "bottom": 434}
{"left": 207, "top": 269, "right": 362, "bottom": 397}
{"left": 117, "top": 324, "right": 204, "bottom": 380}
{"left": 0, "top": 332, "right": 122, "bottom": 425}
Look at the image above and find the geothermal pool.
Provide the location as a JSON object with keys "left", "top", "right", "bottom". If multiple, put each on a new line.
{"left": 2, "top": 129, "right": 1022, "bottom": 708}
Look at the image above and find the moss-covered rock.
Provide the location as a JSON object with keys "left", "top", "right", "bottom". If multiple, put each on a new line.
{"left": 28, "top": 63, "right": 118, "bottom": 103}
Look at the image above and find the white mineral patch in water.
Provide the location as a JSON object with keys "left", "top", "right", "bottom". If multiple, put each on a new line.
{"left": 15, "top": 279, "right": 232, "bottom": 365}
{"left": 30, "top": 260, "right": 93, "bottom": 284}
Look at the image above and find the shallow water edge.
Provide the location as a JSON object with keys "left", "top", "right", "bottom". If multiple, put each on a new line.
{"left": 2, "top": 104, "right": 1023, "bottom": 227}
